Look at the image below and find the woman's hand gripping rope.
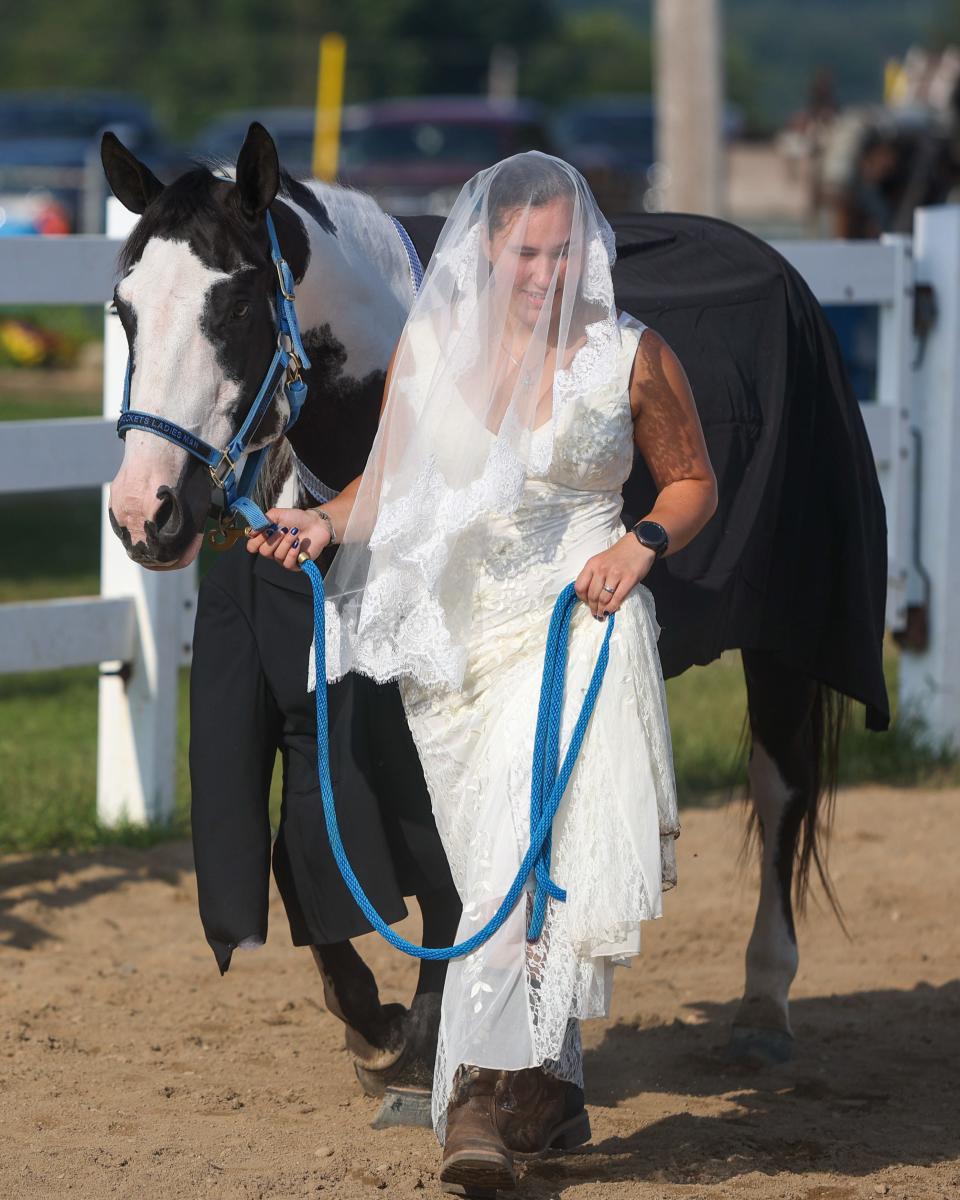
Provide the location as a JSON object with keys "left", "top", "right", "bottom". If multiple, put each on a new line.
{"left": 245, "top": 506, "right": 334, "bottom": 570}
{"left": 575, "top": 534, "right": 657, "bottom": 620}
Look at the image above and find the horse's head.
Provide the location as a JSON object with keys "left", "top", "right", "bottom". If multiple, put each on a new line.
{"left": 102, "top": 123, "right": 309, "bottom": 568}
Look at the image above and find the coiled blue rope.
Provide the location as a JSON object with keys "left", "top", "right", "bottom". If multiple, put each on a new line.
{"left": 301, "top": 559, "right": 614, "bottom": 960}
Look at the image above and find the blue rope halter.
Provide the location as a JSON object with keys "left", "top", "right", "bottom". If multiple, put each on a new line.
{"left": 302, "top": 562, "right": 614, "bottom": 960}
{"left": 116, "top": 210, "right": 312, "bottom": 536}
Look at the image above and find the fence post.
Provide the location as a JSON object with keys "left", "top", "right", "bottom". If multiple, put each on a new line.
{"left": 898, "top": 205, "right": 960, "bottom": 751}
{"left": 96, "top": 198, "right": 197, "bottom": 827}
{"left": 876, "top": 234, "right": 916, "bottom": 636}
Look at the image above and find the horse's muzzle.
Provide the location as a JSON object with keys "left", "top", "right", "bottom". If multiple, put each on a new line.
{"left": 109, "top": 465, "right": 212, "bottom": 568}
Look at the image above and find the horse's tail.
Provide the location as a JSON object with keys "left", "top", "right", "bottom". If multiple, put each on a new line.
{"left": 739, "top": 679, "right": 849, "bottom": 927}
{"left": 795, "top": 683, "right": 848, "bottom": 922}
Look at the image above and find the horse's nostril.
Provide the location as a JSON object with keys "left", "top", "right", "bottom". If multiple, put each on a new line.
{"left": 154, "top": 486, "right": 182, "bottom": 539}
{"left": 155, "top": 493, "right": 174, "bottom": 530}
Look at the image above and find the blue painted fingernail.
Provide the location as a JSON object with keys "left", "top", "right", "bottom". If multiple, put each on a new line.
{"left": 292, "top": 538, "right": 299, "bottom": 548}
{"left": 281, "top": 526, "right": 289, "bottom": 534}
{"left": 290, "top": 527, "right": 298, "bottom": 535}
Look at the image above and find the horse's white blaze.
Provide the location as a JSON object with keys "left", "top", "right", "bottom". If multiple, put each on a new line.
{"left": 737, "top": 739, "right": 799, "bottom": 1034}
{"left": 110, "top": 239, "right": 241, "bottom": 545}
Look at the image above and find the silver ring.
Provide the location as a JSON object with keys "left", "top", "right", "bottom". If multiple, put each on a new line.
{"left": 601, "top": 584, "right": 616, "bottom": 594}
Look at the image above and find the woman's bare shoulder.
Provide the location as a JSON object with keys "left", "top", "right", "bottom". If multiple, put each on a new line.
{"left": 628, "top": 325, "right": 684, "bottom": 397}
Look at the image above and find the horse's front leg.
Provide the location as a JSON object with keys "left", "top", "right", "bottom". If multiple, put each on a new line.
{"left": 312, "top": 881, "right": 461, "bottom": 1111}
{"left": 311, "top": 940, "right": 408, "bottom": 1072}
{"left": 729, "top": 648, "right": 820, "bottom": 1065}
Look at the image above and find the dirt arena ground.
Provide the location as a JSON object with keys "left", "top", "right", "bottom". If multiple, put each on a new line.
{"left": 1, "top": 785, "right": 957, "bottom": 1200}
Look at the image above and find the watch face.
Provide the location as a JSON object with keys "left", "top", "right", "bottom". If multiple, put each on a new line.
{"left": 635, "top": 521, "right": 668, "bottom": 551}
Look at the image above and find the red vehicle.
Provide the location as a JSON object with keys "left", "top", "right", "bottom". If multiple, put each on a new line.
{"left": 338, "top": 97, "right": 559, "bottom": 215}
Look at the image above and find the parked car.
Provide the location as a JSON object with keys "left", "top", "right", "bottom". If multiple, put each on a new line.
{"left": 551, "top": 96, "right": 655, "bottom": 211}
{"left": 337, "top": 97, "right": 559, "bottom": 214}
{"left": 191, "top": 107, "right": 318, "bottom": 178}
{"left": 0, "top": 90, "right": 184, "bottom": 232}
{"left": 552, "top": 94, "right": 746, "bottom": 212}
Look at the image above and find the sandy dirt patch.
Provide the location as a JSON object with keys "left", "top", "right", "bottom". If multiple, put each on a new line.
{"left": 1, "top": 786, "right": 958, "bottom": 1199}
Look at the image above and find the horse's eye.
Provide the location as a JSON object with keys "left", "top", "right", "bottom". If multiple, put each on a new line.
{"left": 232, "top": 301, "right": 250, "bottom": 319}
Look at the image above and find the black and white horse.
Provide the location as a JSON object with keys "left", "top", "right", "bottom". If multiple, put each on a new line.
{"left": 101, "top": 122, "right": 874, "bottom": 1092}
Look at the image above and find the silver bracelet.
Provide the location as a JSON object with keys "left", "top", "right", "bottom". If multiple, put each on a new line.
{"left": 313, "top": 507, "right": 338, "bottom": 546}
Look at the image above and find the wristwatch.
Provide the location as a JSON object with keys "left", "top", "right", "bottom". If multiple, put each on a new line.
{"left": 631, "top": 519, "right": 669, "bottom": 559}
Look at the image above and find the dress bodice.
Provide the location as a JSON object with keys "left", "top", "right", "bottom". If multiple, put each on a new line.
{"left": 528, "top": 310, "right": 646, "bottom": 494}
{"left": 476, "top": 311, "right": 647, "bottom": 602}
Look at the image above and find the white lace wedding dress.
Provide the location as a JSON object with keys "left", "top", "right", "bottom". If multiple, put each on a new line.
{"left": 396, "top": 311, "right": 681, "bottom": 1137}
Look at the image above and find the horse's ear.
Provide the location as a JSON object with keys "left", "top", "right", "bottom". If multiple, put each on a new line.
{"left": 234, "top": 122, "right": 280, "bottom": 219}
{"left": 101, "top": 132, "right": 165, "bottom": 214}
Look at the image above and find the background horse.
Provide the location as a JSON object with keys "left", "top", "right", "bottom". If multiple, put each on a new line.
{"left": 101, "top": 123, "right": 888, "bottom": 1096}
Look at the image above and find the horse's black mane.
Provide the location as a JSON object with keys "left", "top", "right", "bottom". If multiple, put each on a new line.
{"left": 117, "top": 164, "right": 336, "bottom": 274}
{"left": 118, "top": 165, "right": 262, "bottom": 273}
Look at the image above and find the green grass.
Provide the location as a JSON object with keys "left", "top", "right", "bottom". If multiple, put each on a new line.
{"left": 666, "top": 653, "right": 748, "bottom": 800}
{"left": 664, "top": 643, "right": 960, "bottom": 804}
{"left": 0, "top": 667, "right": 185, "bottom": 851}
{"left": 0, "top": 389, "right": 101, "bottom": 422}
{"left": 1, "top": 387, "right": 956, "bottom": 852}
{"left": 0, "top": 666, "right": 283, "bottom": 854}
{"left": 0, "top": 492, "right": 101, "bottom": 601}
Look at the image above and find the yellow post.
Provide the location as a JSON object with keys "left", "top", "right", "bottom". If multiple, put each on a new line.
{"left": 313, "top": 34, "right": 346, "bottom": 182}
{"left": 884, "top": 58, "right": 905, "bottom": 107}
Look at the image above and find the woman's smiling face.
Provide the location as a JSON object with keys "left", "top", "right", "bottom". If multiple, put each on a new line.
{"left": 488, "top": 197, "right": 573, "bottom": 329}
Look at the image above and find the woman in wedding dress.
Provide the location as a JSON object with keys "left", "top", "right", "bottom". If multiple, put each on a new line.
{"left": 248, "top": 153, "right": 717, "bottom": 1196}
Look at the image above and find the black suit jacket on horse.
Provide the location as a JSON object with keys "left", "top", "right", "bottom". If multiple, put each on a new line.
{"left": 190, "top": 545, "right": 452, "bottom": 974}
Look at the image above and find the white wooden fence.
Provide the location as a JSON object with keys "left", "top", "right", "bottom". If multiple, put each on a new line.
{"left": 0, "top": 202, "right": 196, "bottom": 826}
{"left": 1, "top": 204, "right": 959, "bottom": 827}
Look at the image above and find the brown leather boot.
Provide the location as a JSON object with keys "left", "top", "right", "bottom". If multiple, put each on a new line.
{"left": 495, "top": 1067, "right": 591, "bottom": 1159}
{"left": 440, "top": 1065, "right": 517, "bottom": 1197}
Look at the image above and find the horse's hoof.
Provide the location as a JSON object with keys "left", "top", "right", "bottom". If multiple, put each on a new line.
{"left": 370, "top": 1084, "right": 434, "bottom": 1129}
{"left": 727, "top": 1024, "right": 795, "bottom": 1066}
{"left": 354, "top": 1042, "right": 434, "bottom": 1097}
{"left": 354, "top": 993, "right": 440, "bottom": 1098}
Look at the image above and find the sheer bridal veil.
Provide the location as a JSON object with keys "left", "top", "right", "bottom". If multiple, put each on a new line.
{"left": 315, "top": 152, "right": 621, "bottom": 692}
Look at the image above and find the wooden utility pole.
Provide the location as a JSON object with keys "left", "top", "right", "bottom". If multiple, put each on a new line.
{"left": 654, "top": 0, "right": 724, "bottom": 215}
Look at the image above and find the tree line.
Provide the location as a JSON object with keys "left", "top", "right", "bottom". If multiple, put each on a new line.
{"left": 0, "top": 0, "right": 947, "bottom": 140}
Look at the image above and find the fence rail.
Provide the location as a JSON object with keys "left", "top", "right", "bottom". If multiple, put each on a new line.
{"left": 0, "top": 417, "right": 120, "bottom": 493}
{"left": 0, "top": 235, "right": 123, "bottom": 304}
{"left": 0, "top": 596, "right": 135, "bottom": 672}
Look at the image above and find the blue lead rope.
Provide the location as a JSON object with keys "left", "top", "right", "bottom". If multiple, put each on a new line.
{"left": 301, "top": 559, "right": 614, "bottom": 960}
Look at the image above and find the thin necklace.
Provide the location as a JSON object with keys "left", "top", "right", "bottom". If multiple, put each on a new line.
{"left": 503, "top": 335, "right": 557, "bottom": 391}
{"left": 504, "top": 345, "right": 536, "bottom": 389}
